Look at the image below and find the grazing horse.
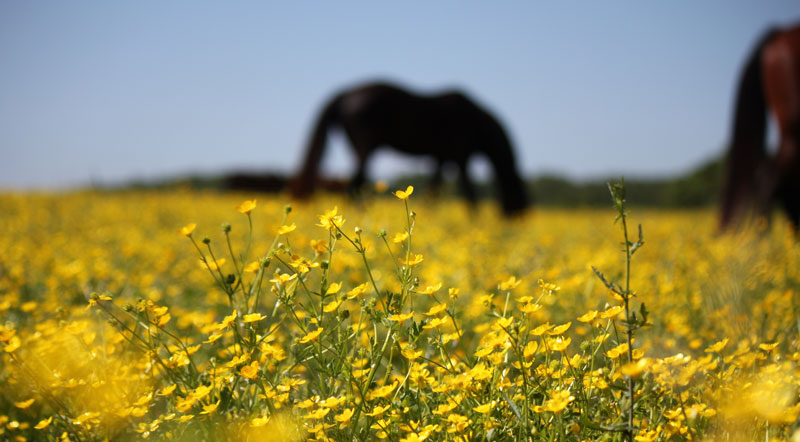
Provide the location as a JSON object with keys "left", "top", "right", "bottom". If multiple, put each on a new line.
{"left": 289, "top": 82, "right": 530, "bottom": 216}
{"left": 720, "top": 25, "right": 800, "bottom": 231}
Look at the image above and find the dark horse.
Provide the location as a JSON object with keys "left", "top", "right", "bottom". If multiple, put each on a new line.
{"left": 289, "top": 82, "right": 530, "bottom": 216}
{"left": 720, "top": 25, "right": 800, "bottom": 231}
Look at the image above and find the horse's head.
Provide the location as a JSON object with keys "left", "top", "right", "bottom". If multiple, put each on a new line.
{"left": 476, "top": 111, "right": 531, "bottom": 216}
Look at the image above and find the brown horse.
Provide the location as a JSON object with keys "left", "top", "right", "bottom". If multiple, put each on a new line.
{"left": 720, "top": 25, "right": 800, "bottom": 231}
{"left": 289, "top": 82, "right": 530, "bottom": 216}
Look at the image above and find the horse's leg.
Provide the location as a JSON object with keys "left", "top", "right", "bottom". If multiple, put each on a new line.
{"left": 457, "top": 159, "right": 477, "bottom": 206}
{"left": 430, "top": 158, "right": 445, "bottom": 196}
{"left": 340, "top": 120, "right": 376, "bottom": 195}
{"left": 349, "top": 150, "right": 372, "bottom": 195}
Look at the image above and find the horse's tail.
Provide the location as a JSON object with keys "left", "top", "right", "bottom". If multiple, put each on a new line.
{"left": 481, "top": 114, "right": 530, "bottom": 216}
{"left": 720, "top": 28, "right": 780, "bottom": 230}
{"left": 290, "top": 93, "right": 343, "bottom": 198}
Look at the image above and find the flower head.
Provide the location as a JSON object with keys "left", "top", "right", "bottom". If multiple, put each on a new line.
{"left": 317, "top": 206, "right": 345, "bottom": 230}
{"left": 178, "top": 223, "right": 197, "bottom": 237}
{"left": 236, "top": 199, "right": 257, "bottom": 214}
{"left": 394, "top": 185, "right": 414, "bottom": 200}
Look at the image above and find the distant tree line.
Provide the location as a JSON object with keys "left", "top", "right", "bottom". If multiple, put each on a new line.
{"left": 110, "top": 156, "right": 724, "bottom": 208}
{"left": 395, "top": 157, "right": 723, "bottom": 208}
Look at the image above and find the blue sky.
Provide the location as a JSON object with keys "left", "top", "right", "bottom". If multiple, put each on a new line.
{"left": 1, "top": 2, "right": 798, "bottom": 189}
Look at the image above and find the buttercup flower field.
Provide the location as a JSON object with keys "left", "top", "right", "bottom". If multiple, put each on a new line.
{"left": 0, "top": 186, "right": 798, "bottom": 441}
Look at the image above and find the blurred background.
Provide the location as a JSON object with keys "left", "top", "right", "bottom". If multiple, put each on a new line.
{"left": 1, "top": 1, "right": 797, "bottom": 205}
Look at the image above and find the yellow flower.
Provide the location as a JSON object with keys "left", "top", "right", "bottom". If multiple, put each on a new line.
{"left": 240, "top": 361, "right": 260, "bottom": 380}
{"left": 530, "top": 323, "right": 553, "bottom": 336}
{"left": 423, "top": 317, "right": 448, "bottom": 329}
{"left": 599, "top": 305, "right": 624, "bottom": 319}
{"left": 205, "top": 332, "right": 223, "bottom": 343}
{"left": 621, "top": 358, "right": 652, "bottom": 378}
{"left": 178, "top": 223, "right": 197, "bottom": 237}
{"left": 366, "top": 404, "right": 391, "bottom": 417}
{"left": 242, "top": 313, "right": 265, "bottom": 323}
{"left": 402, "top": 346, "right": 423, "bottom": 361}
{"left": 335, "top": 408, "right": 354, "bottom": 427}
{"left": 34, "top": 417, "right": 53, "bottom": 430}
{"left": 448, "top": 287, "right": 460, "bottom": 299}
{"left": 244, "top": 261, "right": 261, "bottom": 273}
{"left": 495, "top": 316, "right": 513, "bottom": 329}
{"left": 277, "top": 223, "right": 296, "bottom": 235}
{"left": 394, "top": 231, "right": 409, "bottom": 243}
{"left": 473, "top": 401, "right": 495, "bottom": 414}
{"left": 498, "top": 276, "right": 522, "bottom": 291}
{"left": 4, "top": 335, "right": 21, "bottom": 353}
{"left": 299, "top": 328, "right": 324, "bottom": 344}
{"left": 158, "top": 384, "right": 177, "bottom": 396}
{"left": 388, "top": 312, "right": 414, "bottom": 322}
{"left": 251, "top": 415, "right": 269, "bottom": 427}
{"left": 367, "top": 382, "right": 398, "bottom": 400}
{"left": 192, "top": 384, "right": 213, "bottom": 400}
{"left": 236, "top": 199, "right": 257, "bottom": 214}
{"left": 425, "top": 303, "right": 447, "bottom": 316}
{"left": 523, "top": 340, "right": 539, "bottom": 358}
{"left": 157, "top": 313, "right": 171, "bottom": 327}
{"left": 520, "top": 303, "right": 542, "bottom": 314}
{"left": 201, "top": 400, "right": 220, "bottom": 414}
{"left": 305, "top": 407, "right": 330, "bottom": 420}
{"left": 201, "top": 258, "right": 226, "bottom": 271}
{"left": 323, "top": 299, "right": 342, "bottom": 313}
{"left": 538, "top": 278, "right": 560, "bottom": 293}
{"left": 577, "top": 310, "right": 598, "bottom": 322}
{"left": 401, "top": 253, "right": 424, "bottom": 267}
{"left": 220, "top": 310, "right": 238, "bottom": 328}
{"left": 606, "top": 342, "right": 629, "bottom": 359}
{"left": 543, "top": 390, "right": 574, "bottom": 413}
{"left": 759, "top": 342, "right": 779, "bottom": 352}
{"left": 346, "top": 283, "right": 369, "bottom": 299}
{"left": 468, "top": 362, "right": 492, "bottom": 381}
{"left": 326, "top": 282, "right": 342, "bottom": 295}
{"left": 317, "top": 206, "right": 345, "bottom": 230}
{"left": 635, "top": 429, "right": 658, "bottom": 442}
{"left": 14, "top": 398, "right": 35, "bottom": 409}
{"left": 704, "top": 338, "right": 729, "bottom": 353}
{"left": 310, "top": 239, "right": 329, "bottom": 254}
{"left": 548, "top": 336, "right": 571, "bottom": 352}
{"left": 394, "top": 185, "right": 414, "bottom": 200}
{"left": 374, "top": 180, "right": 388, "bottom": 193}
{"left": 320, "top": 396, "right": 346, "bottom": 409}
{"left": 548, "top": 321, "right": 572, "bottom": 335}
{"left": 420, "top": 283, "right": 442, "bottom": 295}
{"left": 270, "top": 272, "right": 298, "bottom": 285}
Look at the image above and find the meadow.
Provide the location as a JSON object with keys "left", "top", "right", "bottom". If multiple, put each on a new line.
{"left": 0, "top": 186, "right": 798, "bottom": 441}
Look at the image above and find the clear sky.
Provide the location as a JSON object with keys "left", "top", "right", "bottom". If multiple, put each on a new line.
{"left": 1, "top": 1, "right": 798, "bottom": 189}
